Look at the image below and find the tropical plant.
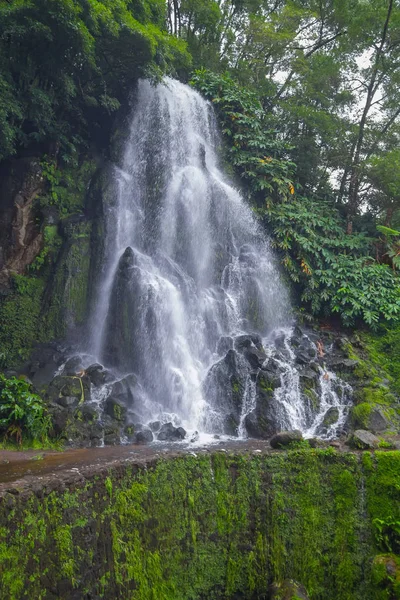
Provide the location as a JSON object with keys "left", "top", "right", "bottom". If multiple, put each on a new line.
{"left": 191, "top": 69, "right": 296, "bottom": 199}
{"left": 0, "top": 375, "right": 51, "bottom": 445}
{"left": 377, "top": 226, "right": 400, "bottom": 270}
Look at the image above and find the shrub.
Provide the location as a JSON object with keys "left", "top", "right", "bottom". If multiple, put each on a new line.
{"left": 0, "top": 375, "right": 51, "bottom": 445}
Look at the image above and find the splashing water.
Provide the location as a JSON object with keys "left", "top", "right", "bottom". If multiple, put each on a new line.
{"left": 82, "top": 78, "right": 351, "bottom": 440}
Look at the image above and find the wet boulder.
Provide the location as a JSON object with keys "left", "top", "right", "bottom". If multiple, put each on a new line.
{"left": 27, "top": 342, "right": 64, "bottom": 389}
{"left": 327, "top": 358, "right": 359, "bottom": 372}
{"left": 314, "top": 407, "right": 340, "bottom": 437}
{"left": 57, "top": 396, "right": 80, "bottom": 409}
{"left": 244, "top": 409, "right": 275, "bottom": 439}
{"left": 216, "top": 336, "right": 233, "bottom": 356}
{"left": 234, "top": 333, "right": 264, "bottom": 352}
{"left": 270, "top": 430, "right": 303, "bottom": 449}
{"left": 349, "top": 429, "right": 380, "bottom": 449}
{"left": 322, "top": 407, "right": 339, "bottom": 428}
{"left": 63, "top": 356, "right": 85, "bottom": 376}
{"left": 203, "top": 349, "right": 248, "bottom": 425}
{"left": 223, "top": 412, "right": 240, "bottom": 436}
{"left": 86, "top": 363, "right": 111, "bottom": 387}
{"left": 149, "top": 421, "right": 161, "bottom": 432}
{"left": 157, "top": 422, "right": 186, "bottom": 441}
{"left": 294, "top": 336, "right": 317, "bottom": 365}
{"left": 47, "top": 375, "right": 89, "bottom": 404}
{"left": 103, "top": 417, "right": 121, "bottom": 445}
{"left": 368, "top": 407, "right": 389, "bottom": 433}
{"left": 102, "top": 247, "right": 143, "bottom": 372}
{"left": 105, "top": 398, "right": 126, "bottom": 422}
{"left": 135, "top": 428, "right": 154, "bottom": 444}
{"left": 108, "top": 374, "right": 136, "bottom": 401}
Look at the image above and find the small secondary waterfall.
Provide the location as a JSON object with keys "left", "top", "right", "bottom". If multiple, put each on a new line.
{"left": 85, "top": 78, "right": 351, "bottom": 440}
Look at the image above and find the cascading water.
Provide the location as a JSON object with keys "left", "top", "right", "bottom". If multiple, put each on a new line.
{"left": 82, "top": 77, "right": 351, "bottom": 442}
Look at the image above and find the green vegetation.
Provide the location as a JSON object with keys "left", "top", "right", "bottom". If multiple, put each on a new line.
{"left": 191, "top": 70, "right": 400, "bottom": 329}
{"left": 0, "top": 0, "right": 190, "bottom": 164}
{"left": 0, "top": 275, "right": 45, "bottom": 367}
{"left": 0, "top": 375, "right": 51, "bottom": 446}
{"left": 0, "top": 450, "right": 399, "bottom": 599}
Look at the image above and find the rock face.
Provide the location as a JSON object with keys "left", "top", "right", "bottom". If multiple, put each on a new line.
{"left": 0, "top": 157, "right": 45, "bottom": 288}
{"left": 367, "top": 408, "right": 389, "bottom": 433}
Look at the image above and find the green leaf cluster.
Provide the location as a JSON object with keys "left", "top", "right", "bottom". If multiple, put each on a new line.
{"left": 266, "top": 196, "right": 400, "bottom": 326}
{"left": 0, "top": 375, "right": 50, "bottom": 445}
{"left": 191, "top": 69, "right": 296, "bottom": 198}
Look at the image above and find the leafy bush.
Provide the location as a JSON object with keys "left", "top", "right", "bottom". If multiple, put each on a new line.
{"left": 191, "top": 69, "right": 296, "bottom": 199}
{"left": 265, "top": 196, "right": 400, "bottom": 326}
{"left": 0, "top": 375, "right": 51, "bottom": 445}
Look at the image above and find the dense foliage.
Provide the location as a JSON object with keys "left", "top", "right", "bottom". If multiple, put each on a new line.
{"left": 192, "top": 70, "right": 400, "bottom": 327}
{"left": 0, "top": 375, "right": 50, "bottom": 445}
{"left": 0, "top": 0, "right": 190, "bottom": 163}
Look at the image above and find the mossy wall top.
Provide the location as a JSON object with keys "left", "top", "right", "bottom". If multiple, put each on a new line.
{"left": 0, "top": 449, "right": 399, "bottom": 600}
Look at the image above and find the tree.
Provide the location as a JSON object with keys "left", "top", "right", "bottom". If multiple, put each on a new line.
{"left": 0, "top": 0, "right": 190, "bottom": 163}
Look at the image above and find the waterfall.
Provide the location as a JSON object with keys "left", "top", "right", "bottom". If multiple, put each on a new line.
{"left": 85, "top": 78, "right": 351, "bottom": 441}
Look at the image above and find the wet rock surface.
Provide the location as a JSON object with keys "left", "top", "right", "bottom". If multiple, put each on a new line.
{"left": 12, "top": 323, "right": 398, "bottom": 449}
{"left": 349, "top": 429, "right": 380, "bottom": 449}
{"left": 270, "top": 430, "right": 303, "bottom": 449}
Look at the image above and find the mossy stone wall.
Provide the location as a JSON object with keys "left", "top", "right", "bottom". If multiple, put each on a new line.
{"left": 0, "top": 449, "right": 399, "bottom": 599}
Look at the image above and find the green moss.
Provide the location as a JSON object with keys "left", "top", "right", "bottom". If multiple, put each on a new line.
{"left": 351, "top": 402, "right": 372, "bottom": 428}
{"left": 344, "top": 335, "right": 400, "bottom": 434}
{"left": 0, "top": 275, "right": 46, "bottom": 367}
{"left": 0, "top": 450, "right": 399, "bottom": 599}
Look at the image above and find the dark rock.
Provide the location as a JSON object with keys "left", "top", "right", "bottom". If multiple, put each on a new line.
{"left": 261, "top": 358, "right": 283, "bottom": 388}
{"left": 79, "top": 404, "right": 98, "bottom": 423}
{"left": 368, "top": 408, "right": 388, "bottom": 433}
{"left": 349, "top": 429, "right": 380, "bottom": 449}
{"left": 216, "top": 336, "right": 233, "bottom": 355}
{"left": 234, "top": 334, "right": 263, "bottom": 352}
{"left": 56, "top": 396, "right": 79, "bottom": 409}
{"left": 64, "top": 356, "right": 84, "bottom": 376}
{"left": 290, "top": 325, "right": 304, "bottom": 345}
{"left": 328, "top": 358, "right": 359, "bottom": 372}
{"left": 105, "top": 398, "right": 126, "bottom": 422}
{"left": 203, "top": 349, "right": 247, "bottom": 426}
{"left": 295, "top": 336, "right": 317, "bottom": 365}
{"left": 243, "top": 345, "right": 267, "bottom": 369}
{"left": 108, "top": 374, "right": 137, "bottom": 404}
{"left": 47, "top": 375, "right": 87, "bottom": 404}
{"left": 157, "top": 422, "right": 186, "bottom": 441}
{"left": 299, "top": 368, "right": 318, "bottom": 387}
{"left": 86, "top": 363, "right": 109, "bottom": 387}
{"left": 322, "top": 407, "right": 340, "bottom": 428}
{"left": 104, "top": 433, "right": 120, "bottom": 446}
{"left": 330, "top": 440, "right": 341, "bottom": 449}
{"left": 270, "top": 579, "right": 310, "bottom": 600}
{"left": 148, "top": 421, "right": 161, "bottom": 432}
{"left": 270, "top": 430, "right": 303, "bottom": 449}
{"left": 135, "top": 429, "right": 154, "bottom": 444}
{"left": 244, "top": 410, "right": 273, "bottom": 439}
{"left": 223, "top": 412, "right": 240, "bottom": 436}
